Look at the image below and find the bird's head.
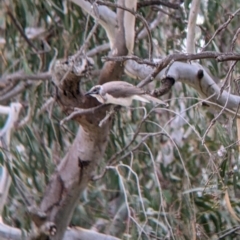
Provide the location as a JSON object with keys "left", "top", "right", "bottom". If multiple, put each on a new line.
{"left": 85, "top": 85, "right": 102, "bottom": 96}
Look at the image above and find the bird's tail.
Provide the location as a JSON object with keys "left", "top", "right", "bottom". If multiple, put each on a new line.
{"left": 143, "top": 94, "right": 168, "bottom": 107}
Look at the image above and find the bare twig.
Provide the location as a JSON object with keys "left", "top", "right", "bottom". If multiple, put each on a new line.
{"left": 87, "top": 43, "right": 110, "bottom": 57}
{"left": 0, "top": 81, "right": 32, "bottom": 103}
{"left": 201, "top": 8, "right": 240, "bottom": 51}
{"left": 37, "top": 98, "right": 55, "bottom": 116}
{"left": 231, "top": 27, "right": 240, "bottom": 52}
{"left": 219, "top": 225, "right": 240, "bottom": 239}
{"left": 60, "top": 104, "right": 110, "bottom": 125}
{"left": 103, "top": 55, "right": 156, "bottom": 66}
{"left": 220, "top": 61, "right": 237, "bottom": 95}
{"left": 98, "top": 105, "right": 121, "bottom": 127}
{"left": 137, "top": 9, "right": 163, "bottom": 40}
{"left": 137, "top": 0, "right": 180, "bottom": 9}
{"left": 202, "top": 88, "right": 231, "bottom": 144}
{"left": 152, "top": 6, "right": 181, "bottom": 21}
{"left": 0, "top": 71, "right": 52, "bottom": 85}
{"left": 93, "top": 107, "right": 162, "bottom": 180}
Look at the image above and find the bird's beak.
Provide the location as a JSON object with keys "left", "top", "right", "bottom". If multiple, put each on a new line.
{"left": 85, "top": 91, "right": 92, "bottom": 96}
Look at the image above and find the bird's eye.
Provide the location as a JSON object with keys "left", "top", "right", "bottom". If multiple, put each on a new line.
{"left": 93, "top": 88, "right": 99, "bottom": 94}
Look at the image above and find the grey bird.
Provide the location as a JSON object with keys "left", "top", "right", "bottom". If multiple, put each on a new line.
{"left": 85, "top": 81, "right": 167, "bottom": 107}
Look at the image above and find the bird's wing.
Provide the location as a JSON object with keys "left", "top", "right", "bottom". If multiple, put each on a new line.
{"left": 102, "top": 81, "right": 167, "bottom": 106}
{"left": 103, "top": 81, "right": 145, "bottom": 98}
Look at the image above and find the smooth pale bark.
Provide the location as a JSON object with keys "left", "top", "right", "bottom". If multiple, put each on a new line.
{"left": 40, "top": 125, "right": 110, "bottom": 240}
{"left": 70, "top": 0, "right": 117, "bottom": 48}
{"left": 186, "top": 0, "right": 201, "bottom": 54}
{"left": 0, "top": 103, "right": 22, "bottom": 215}
{"left": 0, "top": 222, "right": 121, "bottom": 240}
{"left": 125, "top": 60, "right": 240, "bottom": 112}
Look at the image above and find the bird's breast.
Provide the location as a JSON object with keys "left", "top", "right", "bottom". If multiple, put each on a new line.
{"left": 91, "top": 94, "right": 105, "bottom": 104}
{"left": 105, "top": 93, "right": 132, "bottom": 106}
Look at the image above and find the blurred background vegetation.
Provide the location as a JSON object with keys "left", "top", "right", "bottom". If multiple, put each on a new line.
{"left": 1, "top": 0, "right": 240, "bottom": 239}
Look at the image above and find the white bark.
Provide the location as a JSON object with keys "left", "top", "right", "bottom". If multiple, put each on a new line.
{"left": 125, "top": 60, "right": 240, "bottom": 112}
{"left": 0, "top": 103, "right": 22, "bottom": 215}
{"left": 123, "top": 0, "right": 137, "bottom": 54}
{"left": 0, "top": 222, "right": 120, "bottom": 240}
{"left": 0, "top": 222, "right": 26, "bottom": 240}
{"left": 186, "top": 0, "right": 201, "bottom": 53}
{"left": 69, "top": 0, "right": 117, "bottom": 48}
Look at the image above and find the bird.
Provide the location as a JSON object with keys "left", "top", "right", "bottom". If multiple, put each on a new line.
{"left": 85, "top": 81, "right": 167, "bottom": 107}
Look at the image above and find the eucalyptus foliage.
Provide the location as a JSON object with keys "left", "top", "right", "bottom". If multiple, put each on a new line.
{"left": 1, "top": 0, "right": 240, "bottom": 239}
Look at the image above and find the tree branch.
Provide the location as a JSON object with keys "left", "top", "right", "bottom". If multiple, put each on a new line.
{"left": 125, "top": 59, "right": 240, "bottom": 112}
{"left": 137, "top": 0, "right": 180, "bottom": 9}
{"left": 201, "top": 8, "right": 240, "bottom": 51}
{"left": 0, "top": 222, "right": 121, "bottom": 240}
{"left": 69, "top": 0, "right": 117, "bottom": 48}
{"left": 186, "top": 0, "right": 201, "bottom": 53}
{"left": 0, "top": 103, "right": 22, "bottom": 215}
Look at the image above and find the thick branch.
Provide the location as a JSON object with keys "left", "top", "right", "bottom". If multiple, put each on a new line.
{"left": 186, "top": 0, "right": 201, "bottom": 53}
{"left": 98, "top": 0, "right": 136, "bottom": 84}
{"left": 0, "top": 222, "right": 120, "bottom": 240}
{"left": 40, "top": 124, "right": 110, "bottom": 240}
{"left": 37, "top": 56, "right": 111, "bottom": 240}
{"left": 69, "top": 0, "right": 117, "bottom": 48}
{"left": 0, "top": 103, "right": 22, "bottom": 215}
{"left": 37, "top": 1, "right": 137, "bottom": 239}
{"left": 103, "top": 51, "right": 240, "bottom": 88}
{"left": 125, "top": 60, "right": 240, "bottom": 112}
